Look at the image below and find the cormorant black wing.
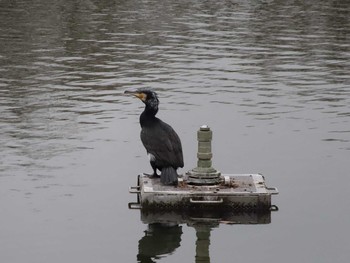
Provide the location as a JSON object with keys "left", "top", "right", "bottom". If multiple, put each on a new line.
{"left": 140, "top": 118, "right": 184, "bottom": 169}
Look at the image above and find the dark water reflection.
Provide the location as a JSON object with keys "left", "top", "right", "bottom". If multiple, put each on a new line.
{"left": 137, "top": 210, "right": 272, "bottom": 263}
{"left": 0, "top": 0, "right": 349, "bottom": 262}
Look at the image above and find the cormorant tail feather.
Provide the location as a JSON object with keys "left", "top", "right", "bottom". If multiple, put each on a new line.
{"left": 161, "top": 167, "right": 178, "bottom": 185}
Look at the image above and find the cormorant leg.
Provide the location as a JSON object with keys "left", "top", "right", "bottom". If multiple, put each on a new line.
{"left": 144, "top": 162, "right": 159, "bottom": 178}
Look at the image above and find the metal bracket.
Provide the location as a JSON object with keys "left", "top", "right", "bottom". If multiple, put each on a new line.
{"left": 266, "top": 187, "right": 279, "bottom": 195}
{"left": 128, "top": 202, "right": 141, "bottom": 209}
{"left": 270, "top": 205, "right": 279, "bottom": 211}
{"left": 129, "top": 186, "right": 140, "bottom": 194}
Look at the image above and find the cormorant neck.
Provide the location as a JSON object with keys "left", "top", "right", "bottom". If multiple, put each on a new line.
{"left": 140, "top": 104, "right": 158, "bottom": 127}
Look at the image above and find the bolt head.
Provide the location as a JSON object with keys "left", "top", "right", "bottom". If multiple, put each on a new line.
{"left": 200, "top": 125, "right": 210, "bottom": 131}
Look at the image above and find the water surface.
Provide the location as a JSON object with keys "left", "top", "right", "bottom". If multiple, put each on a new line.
{"left": 1, "top": 0, "right": 349, "bottom": 262}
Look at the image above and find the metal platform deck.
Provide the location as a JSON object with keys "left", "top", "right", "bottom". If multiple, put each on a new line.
{"left": 129, "top": 173, "right": 278, "bottom": 211}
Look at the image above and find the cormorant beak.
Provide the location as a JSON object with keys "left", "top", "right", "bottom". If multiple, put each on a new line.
{"left": 124, "top": 90, "right": 147, "bottom": 101}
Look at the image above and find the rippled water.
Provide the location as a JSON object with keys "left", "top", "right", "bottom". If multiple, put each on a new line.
{"left": 1, "top": 0, "right": 349, "bottom": 262}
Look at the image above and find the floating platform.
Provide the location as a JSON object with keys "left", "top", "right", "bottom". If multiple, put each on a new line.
{"left": 129, "top": 173, "right": 278, "bottom": 212}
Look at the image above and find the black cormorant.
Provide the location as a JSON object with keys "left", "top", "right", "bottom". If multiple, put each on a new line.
{"left": 125, "top": 88, "right": 184, "bottom": 185}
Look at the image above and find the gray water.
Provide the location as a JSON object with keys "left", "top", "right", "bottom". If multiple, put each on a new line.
{"left": 1, "top": 0, "right": 349, "bottom": 262}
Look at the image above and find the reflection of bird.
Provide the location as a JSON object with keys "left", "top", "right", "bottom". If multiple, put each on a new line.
{"left": 137, "top": 223, "right": 183, "bottom": 262}
{"left": 125, "top": 89, "right": 184, "bottom": 185}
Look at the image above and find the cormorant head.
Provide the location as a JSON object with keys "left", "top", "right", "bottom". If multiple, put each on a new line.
{"left": 124, "top": 88, "right": 159, "bottom": 112}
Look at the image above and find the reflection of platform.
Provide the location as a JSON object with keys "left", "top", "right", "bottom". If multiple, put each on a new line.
{"left": 136, "top": 209, "right": 274, "bottom": 262}
{"left": 129, "top": 173, "right": 278, "bottom": 211}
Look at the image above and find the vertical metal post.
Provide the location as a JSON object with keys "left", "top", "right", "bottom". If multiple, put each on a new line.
{"left": 187, "top": 125, "right": 221, "bottom": 185}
